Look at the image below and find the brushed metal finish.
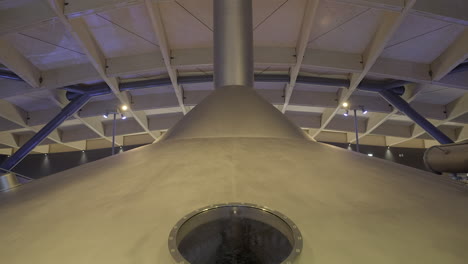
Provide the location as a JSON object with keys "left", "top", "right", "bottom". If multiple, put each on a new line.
{"left": 214, "top": 0, "right": 254, "bottom": 88}
{"left": 424, "top": 142, "right": 468, "bottom": 173}
{"left": 162, "top": 86, "right": 308, "bottom": 141}
{"left": 0, "top": 173, "right": 19, "bottom": 192}
{"left": 0, "top": 130, "right": 467, "bottom": 263}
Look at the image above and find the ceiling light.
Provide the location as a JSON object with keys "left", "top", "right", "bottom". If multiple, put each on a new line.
{"left": 344, "top": 110, "right": 349, "bottom": 117}
{"left": 103, "top": 113, "right": 108, "bottom": 119}
{"left": 342, "top": 102, "right": 349, "bottom": 108}
{"left": 360, "top": 106, "right": 368, "bottom": 115}
{"left": 121, "top": 114, "right": 127, "bottom": 120}
{"left": 121, "top": 105, "right": 128, "bottom": 111}
{"left": 367, "top": 153, "right": 373, "bottom": 157}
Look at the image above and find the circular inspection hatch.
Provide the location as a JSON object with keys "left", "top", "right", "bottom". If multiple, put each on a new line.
{"left": 168, "top": 203, "right": 303, "bottom": 264}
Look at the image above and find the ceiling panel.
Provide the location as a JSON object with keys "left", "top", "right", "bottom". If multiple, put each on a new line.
{"left": 159, "top": 1, "right": 212, "bottom": 49}
{"left": 85, "top": 4, "right": 159, "bottom": 58}
{"left": 380, "top": 18, "right": 465, "bottom": 63}
{"left": 0, "top": 116, "right": 23, "bottom": 131}
{"left": 308, "top": 1, "right": 383, "bottom": 54}
{"left": 294, "top": 82, "right": 340, "bottom": 93}
{"left": 413, "top": 85, "right": 467, "bottom": 104}
{"left": 4, "top": 20, "right": 88, "bottom": 70}
{"left": 4, "top": 90, "right": 57, "bottom": 111}
{"left": 254, "top": 0, "right": 306, "bottom": 47}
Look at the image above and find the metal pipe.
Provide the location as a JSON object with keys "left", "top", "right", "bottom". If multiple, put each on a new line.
{"left": 0, "top": 94, "right": 91, "bottom": 173}
{"left": 353, "top": 109, "right": 360, "bottom": 153}
{"left": 424, "top": 142, "right": 468, "bottom": 173}
{"left": 0, "top": 70, "right": 22, "bottom": 81}
{"left": 214, "top": 0, "right": 253, "bottom": 88}
{"left": 449, "top": 62, "right": 468, "bottom": 75}
{"left": 379, "top": 89, "right": 454, "bottom": 145}
{"left": 112, "top": 113, "right": 117, "bottom": 155}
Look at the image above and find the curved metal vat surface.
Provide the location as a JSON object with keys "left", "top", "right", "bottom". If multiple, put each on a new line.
{"left": 0, "top": 105, "right": 467, "bottom": 263}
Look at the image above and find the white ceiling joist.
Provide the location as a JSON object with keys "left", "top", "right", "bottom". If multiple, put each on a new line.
{"left": 0, "top": 132, "right": 19, "bottom": 148}
{"left": 282, "top": 0, "right": 320, "bottom": 113}
{"left": 144, "top": 0, "right": 187, "bottom": 115}
{"left": 47, "top": 0, "right": 159, "bottom": 141}
{"left": 0, "top": 99, "right": 85, "bottom": 151}
{"left": 349, "top": 84, "right": 421, "bottom": 143}
{"left": 310, "top": 0, "right": 417, "bottom": 139}
{"left": 32, "top": 47, "right": 467, "bottom": 96}
{"left": 388, "top": 93, "right": 468, "bottom": 145}
{"left": 457, "top": 125, "right": 468, "bottom": 142}
{"left": 51, "top": 93, "right": 123, "bottom": 146}
{"left": 431, "top": 29, "right": 468, "bottom": 81}
{"left": 0, "top": 38, "right": 42, "bottom": 88}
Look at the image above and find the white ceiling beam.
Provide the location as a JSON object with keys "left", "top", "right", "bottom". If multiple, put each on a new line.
{"left": 4, "top": 47, "right": 463, "bottom": 96}
{"left": 388, "top": 93, "right": 468, "bottom": 146}
{"left": 282, "top": 0, "right": 320, "bottom": 113}
{"left": 0, "top": 100, "right": 79, "bottom": 149}
{"left": 41, "top": 63, "right": 101, "bottom": 89}
{"left": 52, "top": 92, "right": 123, "bottom": 146}
{"left": 0, "top": 133, "right": 19, "bottom": 148}
{"left": 431, "top": 29, "right": 468, "bottom": 81}
{"left": 144, "top": 0, "right": 186, "bottom": 114}
{"left": 311, "top": 1, "right": 416, "bottom": 139}
{"left": 349, "top": 84, "right": 421, "bottom": 142}
{"left": 0, "top": 148, "right": 13, "bottom": 156}
{"left": 32, "top": 145, "right": 50, "bottom": 154}
{"left": 0, "top": 38, "right": 42, "bottom": 88}
{"left": 47, "top": 0, "right": 158, "bottom": 140}
{"left": 457, "top": 125, "right": 468, "bottom": 142}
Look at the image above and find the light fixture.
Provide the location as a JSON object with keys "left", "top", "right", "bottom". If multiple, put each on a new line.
{"left": 103, "top": 113, "right": 109, "bottom": 119}
{"left": 367, "top": 153, "right": 373, "bottom": 157}
{"left": 121, "top": 105, "right": 128, "bottom": 111}
{"left": 360, "top": 106, "right": 368, "bottom": 115}
{"left": 342, "top": 102, "right": 349, "bottom": 108}
{"left": 121, "top": 114, "right": 127, "bottom": 120}
{"left": 344, "top": 110, "right": 349, "bottom": 117}
{"left": 82, "top": 150, "right": 85, "bottom": 153}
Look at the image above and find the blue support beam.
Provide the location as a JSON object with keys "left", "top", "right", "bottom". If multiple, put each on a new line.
{"left": 0, "top": 94, "right": 92, "bottom": 173}
{"left": 379, "top": 89, "right": 454, "bottom": 145}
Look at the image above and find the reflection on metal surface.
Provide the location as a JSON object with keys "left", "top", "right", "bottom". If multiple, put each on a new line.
{"left": 169, "top": 203, "right": 302, "bottom": 264}
{"left": 0, "top": 173, "right": 20, "bottom": 192}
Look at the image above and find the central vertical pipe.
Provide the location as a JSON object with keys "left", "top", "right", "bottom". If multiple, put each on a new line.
{"left": 214, "top": 0, "right": 254, "bottom": 88}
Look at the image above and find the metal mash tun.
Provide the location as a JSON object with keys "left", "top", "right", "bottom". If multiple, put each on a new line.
{"left": 1, "top": 0, "right": 468, "bottom": 263}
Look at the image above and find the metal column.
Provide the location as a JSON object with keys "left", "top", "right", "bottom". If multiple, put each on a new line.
{"left": 353, "top": 109, "right": 360, "bottom": 153}
{"left": 0, "top": 94, "right": 91, "bottom": 173}
{"left": 214, "top": 0, "right": 253, "bottom": 88}
{"left": 379, "top": 89, "right": 454, "bottom": 145}
{"left": 112, "top": 113, "right": 117, "bottom": 155}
